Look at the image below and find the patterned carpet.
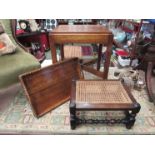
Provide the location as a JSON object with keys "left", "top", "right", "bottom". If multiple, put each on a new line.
{"left": 0, "top": 68, "right": 155, "bottom": 134}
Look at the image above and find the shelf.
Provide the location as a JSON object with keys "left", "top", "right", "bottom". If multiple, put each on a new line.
{"left": 57, "top": 19, "right": 97, "bottom": 25}
{"left": 124, "top": 20, "right": 141, "bottom": 26}
{"left": 16, "top": 31, "right": 48, "bottom": 38}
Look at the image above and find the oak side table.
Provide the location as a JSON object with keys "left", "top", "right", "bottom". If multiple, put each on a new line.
{"left": 49, "top": 25, "right": 113, "bottom": 79}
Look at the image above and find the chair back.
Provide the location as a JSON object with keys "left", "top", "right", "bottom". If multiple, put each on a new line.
{"left": 0, "top": 19, "right": 17, "bottom": 45}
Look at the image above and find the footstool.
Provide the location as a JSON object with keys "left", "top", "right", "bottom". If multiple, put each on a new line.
{"left": 69, "top": 80, "right": 141, "bottom": 129}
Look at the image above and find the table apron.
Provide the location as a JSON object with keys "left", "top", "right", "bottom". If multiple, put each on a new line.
{"left": 50, "top": 34, "right": 112, "bottom": 45}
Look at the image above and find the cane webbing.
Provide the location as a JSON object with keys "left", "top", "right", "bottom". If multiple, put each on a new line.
{"left": 75, "top": 81, "right": 132, "bottom": 104}
{"left": 64, "top": 45, "right": 82, "bottom": 58}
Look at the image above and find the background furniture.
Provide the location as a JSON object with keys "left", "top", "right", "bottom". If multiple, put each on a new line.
{"left": 70, "top": 80, "right": 141, "bottom": 129}
{"left": 57, "top": 19, "right": 97, "bottom": 25}
{"left": 16, "top": 32, "right": 49, "bottom": 58}
{"left": 136, "top": 44, "right": 155, "bottom": 103}
{"left": 145, "top": 52, "right": 155, "bottom": 103}
{"left": 0, "top": 19, "right": 40, "bottom": 89}
{"left": 109, "top": 19, "right": 155, "bottom": 103}
{"left": 19, "top": 58, "right": 83, "bottom": 117}
{"left": 49, "top": 25, "right": 113, "bottom": 79}
{"left": 126, "top": 20, "right": 155, "bottom": 103}
{"left": 112, "top": 19, "right": 143, "bottom": 58}
{"left": 15, "top": 19, "right": 49, "bottom": 62}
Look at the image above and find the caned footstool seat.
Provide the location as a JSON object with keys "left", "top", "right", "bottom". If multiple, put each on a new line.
{"left": 70, "top": 80, "right": 141, "bottom": 129}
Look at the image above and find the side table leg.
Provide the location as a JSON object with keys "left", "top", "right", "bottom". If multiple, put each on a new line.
{"left": 97, "top": 44, "right": 102, "bottom": 71}
{"left": 50, "top": 42, "right": 57, "bottom": 63}
{"left": 60, "top": 44, "right": 64, "bottom": 60}
{"left": 125, "top": 103, "right": 141, "bottom": 129}
{"left": 103, "top": 44, "right": 112, "bottom": 79}
{"left": 70, "top": 102, "right": 77, "bottom": 130}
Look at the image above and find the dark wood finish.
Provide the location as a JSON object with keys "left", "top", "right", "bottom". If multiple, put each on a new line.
{"left": 49, "top": 25, "right": 113, "bottom": 79}
{"left": 70, "top": 79, "right": 141, "bottom": 129}
{"left": 19, "top": 58, "right": 83, "bottom": 117}
{"left": 97, "top": 44, "right": 103, "bottom": 70}
{"left": 70, "top": 80, "right": 77, "bottom": 129}
{"left": 60, "top": 44, "right": 64, "bottom": 60}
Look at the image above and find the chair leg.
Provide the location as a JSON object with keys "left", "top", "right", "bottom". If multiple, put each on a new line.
{"left": 145, "top": 62, "right": 154, "bottom": 102}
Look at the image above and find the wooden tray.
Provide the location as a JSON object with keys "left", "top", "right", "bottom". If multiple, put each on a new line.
{"left": 19, "top": 58, "right": 83, "bottom": 117}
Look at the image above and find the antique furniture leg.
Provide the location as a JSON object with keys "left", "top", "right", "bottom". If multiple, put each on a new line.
{"left": 70, "top": 102, "right": 77, "bottom": 129}
{"left": 69, "top": 80, "right": 77, "bottom": 129}
{"left": 60, "top": 44, "right": 64, "bottom": 60}
{"left": 50, "top": 41, "right": 57, "bottom": 63}
{"left": 97, "top": 44, "right": 103, "bottom": 71}
{"left": 125, "top": 103, "right": 141, "bottom": 129}
{"left": 103, "top": 44, "right": 112, "bottom": 79}
{"left": 146, "top": 62, "right": 154, "bottom": 102}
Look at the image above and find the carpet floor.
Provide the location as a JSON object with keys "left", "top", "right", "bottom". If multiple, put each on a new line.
{"left": 0, "top": 68, "right": 155, "bottom": 134}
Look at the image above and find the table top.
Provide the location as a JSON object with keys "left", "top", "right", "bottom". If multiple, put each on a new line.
{"left": 19, "top": 58, "right": 82, "bottom": 117}
{"left": 51, "top": 25, "right": 112, "bottom": 34}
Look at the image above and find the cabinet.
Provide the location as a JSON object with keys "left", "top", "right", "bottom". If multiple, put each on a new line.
{"left": 16, "top": 31, "right": 49, "bottom": 50}
{"left": 15, "top": 19, "right": 50, "bottom": 62}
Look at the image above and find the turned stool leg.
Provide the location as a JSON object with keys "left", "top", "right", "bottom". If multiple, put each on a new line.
{"left": 125, "top": 103, "right": 141, "bottom": 129}
{"left": 70, "top": 102, "right": 77, "bottom": 130}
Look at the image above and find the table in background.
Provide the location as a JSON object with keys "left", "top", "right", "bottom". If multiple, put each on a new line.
{"left": 49, "top": 25, "right": 113, "bottom": 79}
